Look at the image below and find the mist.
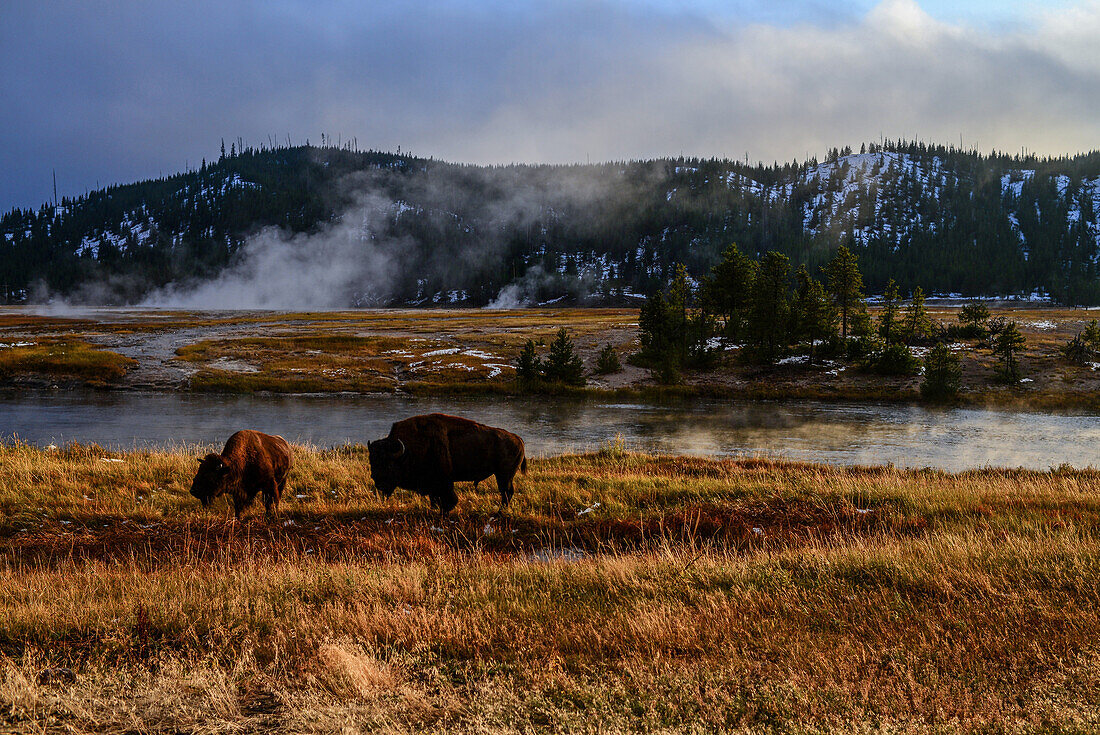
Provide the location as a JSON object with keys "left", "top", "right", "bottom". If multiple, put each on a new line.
{"left": 110, "top": 160, "right": 646, "bottom": 310}
{"left": 140, "top": 192, "right": 402, "bottom": 309}
{"left": 127, "top": 161, "right": 654, "bottom": 310}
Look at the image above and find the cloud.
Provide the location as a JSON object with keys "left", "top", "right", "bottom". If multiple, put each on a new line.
{"left": 3, "top": 0, "right": 1100, "bottom": 210}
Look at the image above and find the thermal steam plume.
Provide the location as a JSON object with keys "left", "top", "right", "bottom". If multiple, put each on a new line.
{"left": 141, "top": 193, "right": 402, "bottom": 310}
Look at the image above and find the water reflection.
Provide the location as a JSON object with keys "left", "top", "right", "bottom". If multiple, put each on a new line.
{"left": 1, "top": 391, "right": 1098, "bottom": 471}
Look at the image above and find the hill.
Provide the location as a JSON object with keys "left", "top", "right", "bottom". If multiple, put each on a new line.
{"left": 3, "top": 140, "right": 1100, "bottom": 306}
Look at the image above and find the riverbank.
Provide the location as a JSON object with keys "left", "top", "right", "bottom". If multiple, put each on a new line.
{"left": 2, "top": 445, "right": 1099, "bottom": 733}
{"left": 3, "top": 306, "right": 1100, "bottom": 410}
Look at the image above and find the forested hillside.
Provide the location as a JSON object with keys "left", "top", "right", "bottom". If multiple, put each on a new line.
{"left": 3, "top": 140, "right": 1100, "bottom": 306}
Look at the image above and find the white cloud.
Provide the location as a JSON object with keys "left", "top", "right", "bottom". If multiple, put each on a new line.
{"left": 3, "top": 0, "right": 1100, "bottom": 209}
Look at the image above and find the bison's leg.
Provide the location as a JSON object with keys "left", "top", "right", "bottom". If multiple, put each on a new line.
{"left": 496, "top": 471, "right": 515, "bottom": 509}
{"left": 263, "top": 478, "right": 280, "bottom": 518}
{"left": 438, "top": 482, "right": 459, "bottom": 520}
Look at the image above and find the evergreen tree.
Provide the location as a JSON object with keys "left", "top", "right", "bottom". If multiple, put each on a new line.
{"left": 515, "top": 339, "right": 542, "bottom": 383}
{"left": 701, "top": 243, "right": 756, "bottom": 341}
{"left": 544, "top": 328, "right": 586, "bottom": 386}
{"left": 992, "top": 321, "right": 1026, "bottom": 383}
{"left": 959, "top": 301, "right": 990, "bottom": 327}
{"left": 903, "top": 286, "right": 932, "bottom": 343}
{"left": 1083, "top": 319, "right": 1100, "bottom": 347}
{"left": 639, "top": 291, "right": 670, "bottom": 360}
{"left": 667, "top": 264, "right": 692, "bottom": 367}
{"left": 824, "top": 245, "right": 866, "bottom": 339}
{"left": 921, "top": 342, "right": 962, "bottom": 400}
{"left": 595, "top": 344, "right": 622, "bottom": 374}
{"left": 958, "top": 301, "right": 990, "bottom": 337}
{"left": 791, "top": 264, "right": 837, "bottom": 365}
{"left": 877, "top": 279, "right": 901, "bottom": 345}
{"left": 748, "top": 251, "right": 791, "bottom": 361}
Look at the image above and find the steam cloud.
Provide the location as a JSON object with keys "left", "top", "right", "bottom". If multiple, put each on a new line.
{"left": 129, "top": 163, "right": 647, "bottom": 310}
{"left": 141, "top": 192, "right": 402, "bottom": 309}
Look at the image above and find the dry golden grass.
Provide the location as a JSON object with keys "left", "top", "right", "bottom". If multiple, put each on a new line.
{"left": 0, "top": 340, "right": 136, "bottom": 384}
{"left": 1, "top": 443, "right": 1099, "bottom": 732}
{"left": 8, "top": 305, "right": 1100, "bottom": 404}
{"left": 165, "top": 309, "right": 637, "bottom": 393}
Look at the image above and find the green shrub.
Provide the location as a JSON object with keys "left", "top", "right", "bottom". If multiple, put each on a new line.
{"left": 1062, "top": 334, "right": 1093, "bottom": 365}
{"left": 920, "top": 342, "right": 962, "bottom": 401}
{"left": 868, "top": 344, "right": 921, "bottom": 376}
{"left": 594, "top": 344, "right": 622, "bottom": 375}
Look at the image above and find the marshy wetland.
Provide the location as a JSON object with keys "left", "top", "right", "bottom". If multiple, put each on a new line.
{"left": 4, "top": 304, "right": 1100, "bottom": 408}
{"left": 2, "top": 306, "right": 1100, "bottom": 733}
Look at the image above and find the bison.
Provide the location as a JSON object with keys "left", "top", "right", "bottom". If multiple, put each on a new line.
{"left": 191, "top": 430, "right": 291, "bottom": 519}
{"left": 368, "top": 413, "right": 526, "bottom": 517}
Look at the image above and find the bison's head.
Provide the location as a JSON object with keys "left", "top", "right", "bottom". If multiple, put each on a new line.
{"left": 367, "top": 437, "right": 405, "bottom": 498}
{"left": 191, "top": 453, "right": 231, "bottom": 508}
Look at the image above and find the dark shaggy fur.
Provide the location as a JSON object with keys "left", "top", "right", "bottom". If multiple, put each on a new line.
{"left": 191, "top": 430, "right": 291, "bottom": 519}
{"left": 368, "top": 413, "right": 526, "bottom": 517}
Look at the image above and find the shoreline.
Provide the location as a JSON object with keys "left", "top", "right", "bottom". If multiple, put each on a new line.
{"left": 5, "top": 376, "right": 1100, "bottom": 414}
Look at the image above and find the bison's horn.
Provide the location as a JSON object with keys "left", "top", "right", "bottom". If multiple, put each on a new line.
{"left": 393, "top": 439, "right": 405, "bottom": 458}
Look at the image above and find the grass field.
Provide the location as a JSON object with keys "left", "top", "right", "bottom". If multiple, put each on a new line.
{"left": 5, "top": 305, "right": 1100, "bottom": 407}
{"left": 0, "top": 340, "right": 136, "bottom": 385}
{"left": 2, "top": 442, "right": 1098, "bottom": 733}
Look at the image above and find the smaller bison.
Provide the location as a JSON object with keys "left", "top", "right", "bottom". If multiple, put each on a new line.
{"left": 368, "top": 413, "right": 526, "bottom": 518}
{"left": 191, "top": 430, "right": 291, "bottom": 519}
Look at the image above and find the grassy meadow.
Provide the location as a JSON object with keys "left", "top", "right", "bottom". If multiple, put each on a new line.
{"left": 0, "top": 340, "right": 136, "bottom": 385}
{"left": 5, "top": 305, "right": 1100, "bottom": 408}
{"left": 1, "top": 441, "right": 1099, "bottom": 732}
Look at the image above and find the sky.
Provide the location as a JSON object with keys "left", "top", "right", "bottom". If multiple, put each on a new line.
{"left": 1, "top": 0, "right": 1098, "bottom": 211}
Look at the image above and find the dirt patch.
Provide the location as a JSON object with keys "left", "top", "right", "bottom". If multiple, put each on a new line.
{"left": 206, "top": 357, "right": 260, "bottom": 373}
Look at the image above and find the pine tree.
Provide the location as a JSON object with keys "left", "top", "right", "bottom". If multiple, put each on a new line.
{"left": 748, "top": 251, "right": 791, "bottom": 361}
{"left": 639, "top": 291, "right": 670, "bottom": 360}
{"left": 544, "top": 328, "right": 586, "bottom": 386}
{"left": 595, "top": 344, "right": 622, "bottom": 374}
{"left": 515, "top": 339, "right": 542, "bottom": 383}
{"left": 667, "top": 264, "right": 692, "bottom": 367}
{"left": 877, "top": 279, "right": 901, "bottom": 345}
{"left": 959, "top": 301, "right": 990, "bottom": 327}
{"left": 824, "top": 245, "right": 866, "bottom": 340}
{"left": 1083, "top": 319, "right": 1100, "bottom": 347}
{"left": 701, "top": 243, "right": 756, "bottom": 341}
{"left": 921, "top": 342, "right": 962, "bottom": 400}
{"left": 791, "top": 264, "right": 837, "bottom": 365}
{"left": 992, "top": 321, "right": 1026, "bottom": 383}
{"left": 903, "top": 286, "right": 932, "bottom": 343}
{"left": 1062, "top": 333, "right": 1092, "bottom": 365}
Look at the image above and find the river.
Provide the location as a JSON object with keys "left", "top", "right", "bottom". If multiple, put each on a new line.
{"left": 2, "top": 391, "right": 1097, "bottom": 471}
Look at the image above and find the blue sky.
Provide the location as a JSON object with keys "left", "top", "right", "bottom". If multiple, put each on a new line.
{"left": 639, "top": 0, "right": 1074, "bottom": 27}
{"left": 2, "top": 0, "right": 1099, "bottom": 210}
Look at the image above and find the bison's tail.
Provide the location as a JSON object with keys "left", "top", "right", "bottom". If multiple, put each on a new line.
{"left": 521, "top": 456, "right": 527, "bottom": 475}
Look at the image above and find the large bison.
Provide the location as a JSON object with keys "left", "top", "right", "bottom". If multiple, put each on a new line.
{"left": 368, "top": 413, "right": 526, "bottom": 517}
{"left": 191, "top": 430, "right": 292, "bottom": 519}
